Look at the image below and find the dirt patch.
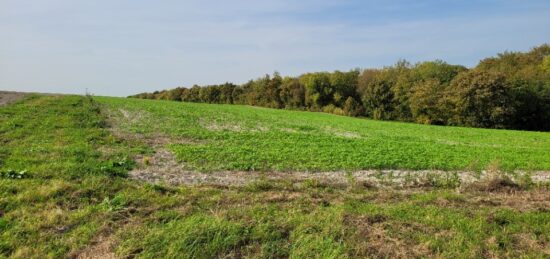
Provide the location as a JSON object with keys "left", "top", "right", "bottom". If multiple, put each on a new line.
{"left": 74, "top": 235, "right": 115, "bottom": 259}
{"left": 344, "top": 215, "right": 434, "bottom": 258}
{"left": 199, "top": 118, "right": 268, "bottom": 133}
{"left": 117, "top": 108, "right": 151, "bottom": 124}
{"left": 464, "top": 173, "right": 521, "bottom": 193}
{"left": 130, "top": 148, "right": 259, "bottom": 186}
{"left": 0, "top": 91, "right": 27, "bottom": 106}
{"left": 470, "top": 190, "right": 550, "bottom": 212}
{"left": 129, "top": 151, "right": 550, "bottom": 189}
{"left": 324, "top": 126, "right": 362, "bottom": 138}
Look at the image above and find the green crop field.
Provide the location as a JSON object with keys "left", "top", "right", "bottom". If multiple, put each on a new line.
{"left": 98, "top": 96, "right": 550, "bottom": 172}
{"left": 1, "top": 94, "right": 549, "bottom": 258}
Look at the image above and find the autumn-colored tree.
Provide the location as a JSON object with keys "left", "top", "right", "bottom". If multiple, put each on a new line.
{"left": 330, "top": 70, "right": 359, "bottom": 107}
{"left": 343, "top": 96, "right": 363, "bottom": 116}
{"left": 279, "top": 77, "right": 305, "bottom": 108}
{"left": 447, "top": 70, "right": 514, "bottom": 128}
{"left": 301, "top": 72, "right": 332, "bottom": 109}
{"left": 409, "top": 79, "right": 448, "bottom": 124}
{"left": 360, "top": 70, "right": 395, "bottom": 120}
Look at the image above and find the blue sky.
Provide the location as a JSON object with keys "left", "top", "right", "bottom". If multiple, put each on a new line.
{"left": 1, "top": 0, "right": 550, "bottom": 96}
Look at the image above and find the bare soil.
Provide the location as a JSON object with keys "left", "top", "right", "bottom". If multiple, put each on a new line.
{"left": 75, "top": 236, "right": 115, "bottom": 259}
{"left": 0, "top": 91, "right": 27, "bottom": 106}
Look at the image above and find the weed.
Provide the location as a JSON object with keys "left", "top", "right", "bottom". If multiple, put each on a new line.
{"left": 345, "top": 171, "right": 356, "bottom": 190}
{"left": 517, "top": 172, "right": 535, "bottom": 190}
{"left": 100, "top": 157, "right": 133, "bottom": 177}
{"left": 1, "top": 169, "right": 29, "bottom": 179}
{"left": 425, "top": 172, "right": 461, "bottom": 188}
{"left": 301, "top": 179, "right": 323, "bottom": 189}
{"left": 101, "top": 195, "right": 127, "bottom": 212}
{"left": 143, "top": 156, "right": 152, "bottom": 166}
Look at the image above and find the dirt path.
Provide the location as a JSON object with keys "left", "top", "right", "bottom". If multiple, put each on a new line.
{"left": 0, "top": 91, "right": 27, "bottom": 106}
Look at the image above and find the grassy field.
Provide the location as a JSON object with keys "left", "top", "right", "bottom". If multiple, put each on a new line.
{"left": 99, "top": 96, "right": 550, "bottom": 172}
{"left": 0, "top": 95, "right": 549, "bottom": 258}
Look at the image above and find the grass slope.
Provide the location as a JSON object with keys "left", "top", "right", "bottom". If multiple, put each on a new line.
{"left": 0, "top": 95, "right": 548, "bottom": 258}
{"left": 98, "top": 96, "right": 550, "bottom": 172}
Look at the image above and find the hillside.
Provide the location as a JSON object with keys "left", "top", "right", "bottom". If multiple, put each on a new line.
{"left": 0, "top": 94, "right": 549, "bottom": 258}
{"left": 98, "top": 96, "right": 550, "bottom": 172}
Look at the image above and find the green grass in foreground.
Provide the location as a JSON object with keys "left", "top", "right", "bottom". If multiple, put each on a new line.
{"left": 0, "top": 95, "right": 548, "bottom": 258}
{"left": 98, "top": 96, "right": 550, "bottom": 172}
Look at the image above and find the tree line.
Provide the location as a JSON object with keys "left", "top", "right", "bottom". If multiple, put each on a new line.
{"left": 131, "top": 44, "right": 550, "bottom": 131}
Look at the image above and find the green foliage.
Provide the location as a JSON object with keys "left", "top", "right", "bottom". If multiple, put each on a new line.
{"left": 409, "top": 79, "right": 448, "bottom": 124}
{"left": 343, "top": 96, "right": 363, "bottom": 116}
{"left": 359, "top": 69, "right": 395, "bottom": 119}
{"left": 330, "top": 70, "right": 360, "bottom": 106}
{"left": 302, "top": 72, "right": 333, "bottom": 109}
{"left": 100, "top": 194, "right": 127, "bottom": 212}
{"left": 99, "top": 157, "right": 133, "bottom": 177}
{"left": 412, "top": 60, "right": 467, "bottom": 85}
{"left": 542, "top": 55, "right": 550, "bottom": 72}
{"left": 447, "top": 70, "right": 514, "bottom": 128}
{"left": 279, "top": 77, "right": 306, "bottom": 108}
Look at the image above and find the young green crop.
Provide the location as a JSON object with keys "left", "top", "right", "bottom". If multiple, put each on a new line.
{"left": 98, "top": 96, "right": 550, "bottom": 172}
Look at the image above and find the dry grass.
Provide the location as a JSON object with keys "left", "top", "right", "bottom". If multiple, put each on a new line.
{"left": 74, "top": 235, "right": 115, "bottom": 259}
{"left": 344, "top": 214, "right": 434, "bottom": 258}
